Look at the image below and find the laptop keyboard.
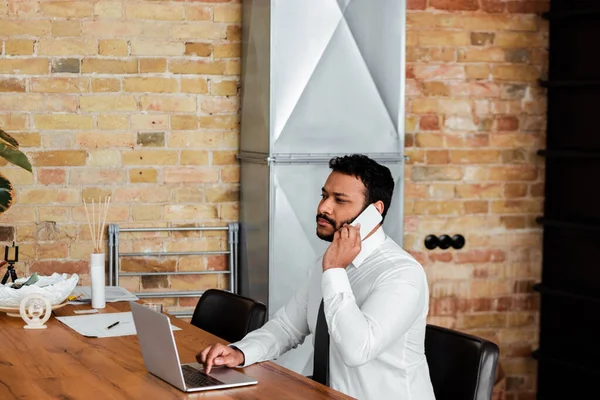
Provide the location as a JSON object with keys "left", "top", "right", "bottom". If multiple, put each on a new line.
{"left": 182, "top": 365, "right": 225, "bottom": 388}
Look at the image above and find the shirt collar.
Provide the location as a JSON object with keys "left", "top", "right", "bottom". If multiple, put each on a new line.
{"left": 351, "top": 226, "right": 386, "bottom": 268}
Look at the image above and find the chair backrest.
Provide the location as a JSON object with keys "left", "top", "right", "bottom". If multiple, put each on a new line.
{"left": 190, "top": 289, "right": 267, "bottom": 343}
{"left": 425, "top": 324, "right": 499, "bottom": 400}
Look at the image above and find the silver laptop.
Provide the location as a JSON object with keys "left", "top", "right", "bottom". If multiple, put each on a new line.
{"left": 130, "top": 301, "right": 258, "bottom": 392}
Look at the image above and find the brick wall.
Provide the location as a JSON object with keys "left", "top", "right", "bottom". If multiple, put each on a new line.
{"left": 404, "top": 1, "right": 548, "bottom": 399}
{"left": 0, "top": 0, "right": 242, "bottom": 310}
{"left": 0, "top": 0, "right": 546, "bottom": 398}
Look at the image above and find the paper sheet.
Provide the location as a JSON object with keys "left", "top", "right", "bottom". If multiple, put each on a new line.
{"left": 69, "top": 286, "right": 138, "bottom": 305}
{"left": 55, "top": 311, "right": 180, "bottom": 338}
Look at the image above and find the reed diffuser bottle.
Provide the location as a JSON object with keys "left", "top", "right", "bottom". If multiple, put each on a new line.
{"left": 84, "top": 196, "right": 111, "bottom": 309}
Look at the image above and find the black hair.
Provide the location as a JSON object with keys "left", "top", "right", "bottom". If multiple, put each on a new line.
{"left": 328, "top": 154, "right": 395, "bottom": 221}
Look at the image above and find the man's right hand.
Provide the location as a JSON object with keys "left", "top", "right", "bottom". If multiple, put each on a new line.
{"left": 196, "top": 343, "right": 245, "bottom": 374}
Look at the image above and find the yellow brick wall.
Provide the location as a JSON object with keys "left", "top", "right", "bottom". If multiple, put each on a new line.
{"left": 405, "top": 1, "right": 548, "bottom": 398}
{"left": 0, "top": 0, "right": 546, "bottom": 398}
{"left": 0, "top": 0, "right": 241, "bottom": 310}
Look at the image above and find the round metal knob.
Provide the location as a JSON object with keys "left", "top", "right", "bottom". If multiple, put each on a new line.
{"left": 424, "top": 235, "right": 439, "bottom": 250}
{"left": 451, "top": 234, "right": 465, "bottom": 249}
{"left": 438, "top": 235, "right": 452, "bottom": 250}
{"left": 424, "top": 234, "right": 466, "bottom": 250}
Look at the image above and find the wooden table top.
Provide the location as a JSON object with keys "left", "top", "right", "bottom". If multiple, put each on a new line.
{"left": 0, "top": 301, "right": 354, "bottom": 400}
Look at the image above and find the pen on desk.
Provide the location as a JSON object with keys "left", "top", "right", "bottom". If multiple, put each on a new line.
{"left": 106, "top": 321, "right": 120, "bottom": 330}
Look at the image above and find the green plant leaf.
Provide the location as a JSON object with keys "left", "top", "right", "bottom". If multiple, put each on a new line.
{"left": 0, "top": 141, "right": 32, "bottom": 172}
{"left": 0, "top": 173, "right": 14, "bottom": 214}
{"left": 0, "top": 129, "right": 19, "bottom": 148}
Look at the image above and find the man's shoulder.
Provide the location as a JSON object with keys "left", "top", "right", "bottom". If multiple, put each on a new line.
{"left": 378, "top": 236, "right": 422, "bottom": 266}
{"left": 370, "top": 237, "right": 428, "bottom": 281}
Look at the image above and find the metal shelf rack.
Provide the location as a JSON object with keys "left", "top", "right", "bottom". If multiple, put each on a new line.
{"left": 107, "top": 223, "right": 239, "bottom": 318}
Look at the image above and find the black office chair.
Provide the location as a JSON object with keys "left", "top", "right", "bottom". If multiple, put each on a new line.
{"left": 190, "top": 289, "right": 267, "bottom": 343}
{"left": 425, "top": 324, "right": 500, "bottom": 400}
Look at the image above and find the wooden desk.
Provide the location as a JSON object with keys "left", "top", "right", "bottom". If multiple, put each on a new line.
{"left": 0, "top": 302, "right": 353, "bottom": 400}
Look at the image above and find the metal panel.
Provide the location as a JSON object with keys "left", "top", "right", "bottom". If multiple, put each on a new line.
{"left": 271, "top": 0, "right": 405, "bottom": 155}
{"left": 382, "top": 162, "right": 406, "bottom": 247}
{"left": 270, "top": 0, "right": 341, "bottom": 144}
{"left": 270, "top": 164, "right": 330, "bottom": 317}
{"left": 343, "top": 0, "right": 406, "bottom": 131}
{"left": 240, "top": 0, "right": 271, "bottom": 154}
{"left": 270, "top": 162, "right": 329, "bottom": 375}
{"left": 238, "top": 161, "right": 271, "bottom": 307}
{"left": 239, "top": 0, "right": 407, "bottom": 376}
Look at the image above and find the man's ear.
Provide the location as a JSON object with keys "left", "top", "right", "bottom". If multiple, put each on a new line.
{"left": 373, "top": 200, "right": 384, "bottom": 216}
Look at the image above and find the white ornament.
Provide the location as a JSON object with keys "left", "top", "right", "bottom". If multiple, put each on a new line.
{"left": 19, "top": 293, "right": 52, "bottom": 329}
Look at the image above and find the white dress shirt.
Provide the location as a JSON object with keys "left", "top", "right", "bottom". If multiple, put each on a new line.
{"left": 232, "top": 227, "right": 436, "bottom": 400}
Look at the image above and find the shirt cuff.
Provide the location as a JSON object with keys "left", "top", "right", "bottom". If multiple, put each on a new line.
{"left": 229, "top": 340, "right": 261, "bottom": 367}
{"left": 321, "top": 268, "right": 352, "bottom": 299}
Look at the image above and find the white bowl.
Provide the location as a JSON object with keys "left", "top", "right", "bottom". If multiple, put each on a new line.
{"left": 0, "top": 273, "right": 79, "bottom": 308}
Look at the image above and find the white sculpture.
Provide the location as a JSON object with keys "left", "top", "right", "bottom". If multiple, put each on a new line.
{"left": 19, "top": 293, "right": 52, "bottom": 329}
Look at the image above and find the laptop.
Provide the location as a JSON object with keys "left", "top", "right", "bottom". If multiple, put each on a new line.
{"left": 130, "top": 301, "right": 258, "bottom": 392}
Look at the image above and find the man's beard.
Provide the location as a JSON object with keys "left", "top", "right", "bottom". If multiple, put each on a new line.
{"left": 316, "top": 211, "right": 361, "bottom": 242}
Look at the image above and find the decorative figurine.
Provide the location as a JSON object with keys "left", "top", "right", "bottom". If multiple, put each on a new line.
{"left": 19, "top": 293, "right": 52, "bottom": 329}
{"left": 1, "top": 241, "right": 19, "bottom": 285}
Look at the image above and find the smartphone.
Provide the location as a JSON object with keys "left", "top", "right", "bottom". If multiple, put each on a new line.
{"left": 351, "top": 204, "right": 383, "bottom": 240}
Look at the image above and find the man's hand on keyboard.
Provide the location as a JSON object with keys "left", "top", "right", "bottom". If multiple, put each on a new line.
{"left": 196, "top": 343, "right": 245, "bottom": 374}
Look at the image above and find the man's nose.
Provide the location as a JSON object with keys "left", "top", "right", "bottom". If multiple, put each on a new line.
{"left": 318, "top": 198, "right": 334, "bottom": 215}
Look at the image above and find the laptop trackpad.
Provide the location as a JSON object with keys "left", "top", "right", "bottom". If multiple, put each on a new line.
{"left": 183, "top": 363, "right": 254, "bottom": 386}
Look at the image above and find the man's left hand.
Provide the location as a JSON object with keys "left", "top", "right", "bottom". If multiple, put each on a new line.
{"left": 322, "top": 223, "right": 361, "bottom": 271}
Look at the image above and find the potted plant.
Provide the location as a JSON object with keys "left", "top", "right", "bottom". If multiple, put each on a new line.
{"left": 0, "top": 128, "right": 32, "bottom": 215}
